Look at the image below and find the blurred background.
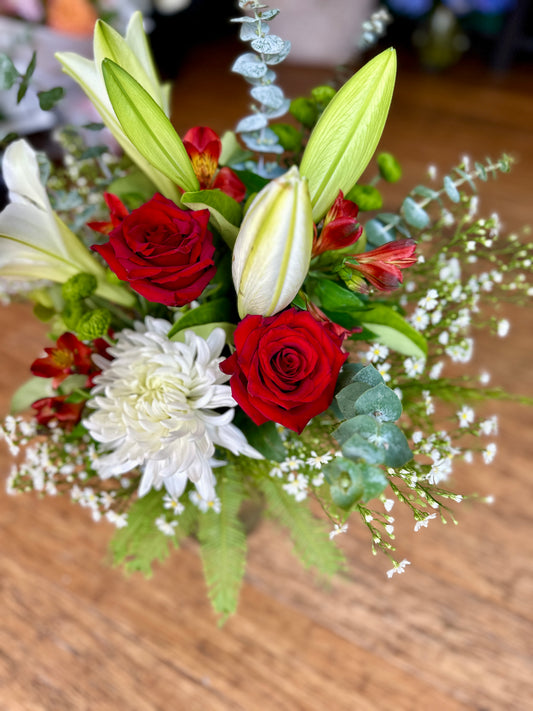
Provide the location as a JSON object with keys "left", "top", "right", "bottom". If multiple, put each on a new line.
{"left": 1, "top": 2, "right": 532, "bottom": 710}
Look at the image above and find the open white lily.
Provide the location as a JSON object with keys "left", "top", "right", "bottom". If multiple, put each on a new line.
{"left": 56, "top": 12, "right": 182, "bottom": 201}
{"left": 0, "top": 139, "right": 135, "bottom": 307}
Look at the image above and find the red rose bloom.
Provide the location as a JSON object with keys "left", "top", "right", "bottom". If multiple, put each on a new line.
{"left": 91, "top": 193, "right": 216, "bottom": 306}
{"left": 221, "top": 308, "right": 348, "bottom": 434}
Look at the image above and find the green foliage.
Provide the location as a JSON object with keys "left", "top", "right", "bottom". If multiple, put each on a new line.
{"left": 270, "top": 122, "right": 302, "bottom": 152}
{"left": 310, "top": 85, "right": 336, "bottom": 108}
{"left": 377, "top": 152, "right": 402, "bottom": 182}
{"left": 324, "top": 457, "right": 388, "bottom": 508}
{"left": 0, "top": 53, "right": 19, "bottom": 90}
{"left": 102, "top": 59, "right": 199, "bottom": 194}
{"left": 62, "top": 273, "right": 97, "bottom": 302}
{"left": 360, "top": 304, "right": 428, "bottom": 359}
{"left": 289, "top": 97, "right": 318, "bottom": 128}
{"left": 38, "top": 87, "right": 65, "bottom": 111}
{"left": 181, "top": 189, "right": 241, "bottom": 248}
{"left": 17, "top": 51, "right": 36, "bottom": 104}
{"left": 345, "top": 184, "right": 383, "bottom": 211}
{"left": 259, "top": 477, "right": 345, "bottom": 577}
{"left": 76, "top": 308, "right": 111, "bottom": 340}
{"left": 110, "top": 489, "right": 195, "bottom": 576}
{"left": 197, "top": 465, "right": 247, "bottom": 623}
{"left": 168, "top": 298, "right": 234, "bottom": 339}
{"left": 10, "top": 376, "right": 53, "bottom": 414}
{"left": 333, "top": 364, "right": 413, "bottom": 478}
{"left": 233, "top": 411, "right": 287, "bottom": 462}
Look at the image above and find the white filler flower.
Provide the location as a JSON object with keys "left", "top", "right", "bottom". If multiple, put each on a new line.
{"left": 84, "top": 318, "right": 261, "bottom": 501}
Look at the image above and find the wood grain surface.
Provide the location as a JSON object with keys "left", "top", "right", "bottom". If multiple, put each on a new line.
{"left": 1, "top": 37, "right": 532, "bottom": 711}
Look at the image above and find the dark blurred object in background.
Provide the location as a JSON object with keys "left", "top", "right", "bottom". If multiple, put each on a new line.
{"left": 384, "top": 0, "right": 533, "bottom": 70}
{"left": 149, "top": 0, "right": 238, "bottom": 80}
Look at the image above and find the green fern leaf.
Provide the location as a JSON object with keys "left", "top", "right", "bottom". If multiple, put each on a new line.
{"left": 259, "top": 477, "right": 345, "bottom": 578}
{"left": 198, "top": 465, "right": 247, "bottom": 624}
{"left": 110, "top": 489, "right": 196, "bottom": 577}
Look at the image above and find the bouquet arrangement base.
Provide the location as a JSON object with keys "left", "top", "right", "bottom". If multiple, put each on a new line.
{"left": 1, "top": 2, "right": 531, "bottom": 622}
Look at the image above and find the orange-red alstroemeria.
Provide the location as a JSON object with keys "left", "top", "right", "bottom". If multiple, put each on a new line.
{"left": 182, "top": 126, "right": 246, "bottom": 202}
{"left": 31, "top": 332, "right": 94, "bottom": 388}
{"left": 346, "top": 238, "right": 417, "bottom": 292}
{"left": 312, "top": 191, "right": 363, "bottom": 256}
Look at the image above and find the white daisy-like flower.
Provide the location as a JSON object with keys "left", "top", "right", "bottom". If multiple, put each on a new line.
{"left": 306, "top": 450, "right": 333, "bottom": 470}
{"left": 497, "top": 319, "right": 510, "bottom": 337}
{"left": 155, "top": 516, "right": 178, "bottom": 536}
{"left": 404, "top": 357, "right": 425, "bottom": 377}
{"left": 386, "top": 558, "right": 411, "bottom": 578}
{"left": 457, "top": 405, "right": 474, "bottom": 428}
{"left": 84, "top": 318, "right": 262, "bottom": 503}
{"left": 482, "top": 442, "right": 497, "bottom": 464}
{"left": 418, "top": 289, "right": 439, "bottom": 311}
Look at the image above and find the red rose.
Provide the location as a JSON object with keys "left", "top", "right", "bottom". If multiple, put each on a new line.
{"left": 92, "top": 193, "right": 216, "bottom": 306}
{"left": 221, "top": 308, "right": 348, "bottom": 434}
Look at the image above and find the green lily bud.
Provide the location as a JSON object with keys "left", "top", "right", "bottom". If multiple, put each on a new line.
{"left": 300, "top": 48, "right": 397, "bottom": 222}
{"left": 232, "top": 166, "right": 314, "bottom": 318}
{"left": 377, "top": 152, "right": 402, "bottom": 182}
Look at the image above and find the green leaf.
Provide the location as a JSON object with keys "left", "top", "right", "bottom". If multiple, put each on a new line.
{"left": 0, "top": 54, "right": 19, "bottom": 90}
{"left": 259, "top": 477, "right": 345, "bottom": 577}
{"left": 37, "top": 86, "right": 65, "bottom": 110}
{"left": 167, "top": 299, "right": 234, "bottom": 339}
{"left": 300, "top": 49, "right": 397, "bottom": 221}
{"left": 381, "top": 423, "right": 413, "bottom": 467}
{"left": 345, "top": 184, "right": 383, "bottom": 211}
{"left": 313, "top": 279, "right": 365, "bottom": 313}
{"left": 361, "top": 305, "right": 427, "bottom": 358}
{"left": 334, "top": 414, "right": 378, "bottom": 446}
{"left": 402, "top": 197, "right": 430, "bottom": 229}
{"left": 323, "top": 457, "right": 364, "bottom": 509}
{"left": 110, "top": 489, "right": 195, "bottom": 577}
{"left": 181, "top": 189, "right": 241, "bottom": 248}
{"left": 230, "top": 168, "right": 270, "bottom": 195}
{"left": 102, "top": 59, "right": 198, "bottom": 194}
{"left": 353, "top": 383, "right": 402, "bottom": 422}
{"left": 10, "top": 377, "right": 54, "bottom": 414}
{"left": 17, "top": 51, "right": 36, "bottom": 104}
{"left": 107, "top": 168, "right": 157, "bottom": 209}
{"left": 197, "top": 465, "right": 247, "bottom": 624}
{"left": 443, "top": 175, "right": 460, "bottom": 203}
{"left": 335, "top": 382, "right": 372, "bottom": 419}
{"left": 233, "top": 411, "right": 287, "bottom": 462}
{"left": 352, "top": 364, "right": 384, "bottom": 387}
{"left": 340, "top": 432, "right": 385, "bottom": 465}
{"left": 171, "top": 322, "right": 236, "bottom": 344}
{"left": 358, "top": 461, "right": 388, "bottom": 502}
{"left": 364, "top": 219, "right": 395, "bottom": 247}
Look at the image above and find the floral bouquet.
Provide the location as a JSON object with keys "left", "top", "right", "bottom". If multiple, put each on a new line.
{"left": 1, "top": 2, "right": 531, "bottom": 622}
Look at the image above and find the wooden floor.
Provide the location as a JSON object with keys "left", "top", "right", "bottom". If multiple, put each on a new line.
{"left": 1, "top": 34, "right": 533, "bottom": 711}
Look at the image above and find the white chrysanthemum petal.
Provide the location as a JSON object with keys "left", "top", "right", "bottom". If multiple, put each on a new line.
{"left": 84, "top": 320, "right": 261, "bottom": 500}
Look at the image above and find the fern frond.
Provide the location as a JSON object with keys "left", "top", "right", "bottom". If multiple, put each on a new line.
{"left": 110, "top": 489, "right": 197, "bottom": 577}
{"left": 198, "top": 465, "right": 247, "bottom": 624}
{"left": 259, "top": 477, "right": 345, "bottom": 578}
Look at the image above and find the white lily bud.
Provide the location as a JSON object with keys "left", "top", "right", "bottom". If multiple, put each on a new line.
{"left": 232, "top": 166, "right": 313, "bottom": 318}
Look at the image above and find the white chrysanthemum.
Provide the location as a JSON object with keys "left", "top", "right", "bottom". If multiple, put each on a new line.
{"left": 84, "top": 318, "right": 261, "bottom": 502}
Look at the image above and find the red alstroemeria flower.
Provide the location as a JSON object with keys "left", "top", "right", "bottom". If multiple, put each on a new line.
{"left": 312, "top": 191, "right": 363, "bottom": 257}
{"left": 87, "top": 192, "right": 129, "bottom": 235}
{"left": 31, "top": 332, "right": 94, "bottom": 388}
{"left": 32, "top": 396, "right": 85, "bottom": 428}
{"left": 346, "top": 238, "right": 417, "bottom": 292}
{"left": 182, "top": 126, "right": 246, "bottom": 202}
